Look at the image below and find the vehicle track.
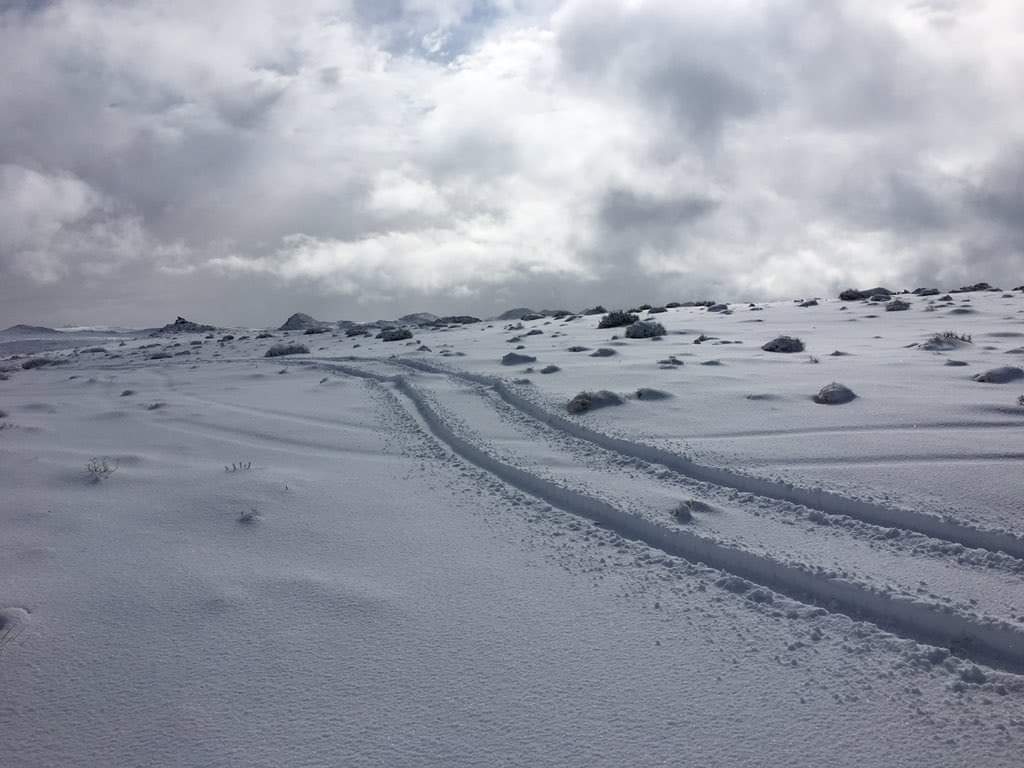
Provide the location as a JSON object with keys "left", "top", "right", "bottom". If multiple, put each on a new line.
{"left": 292, "top": 357, "right": 1024, "bottom": 674}
{"left": 388, "top": 357, "right": 1024, "bottom": 560}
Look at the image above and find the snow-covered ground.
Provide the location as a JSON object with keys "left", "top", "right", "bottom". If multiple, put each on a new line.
{"left": 2, "top": 289, "right": 1024, "bottom": 766}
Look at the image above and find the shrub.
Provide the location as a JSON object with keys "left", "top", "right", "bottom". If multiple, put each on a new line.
{"left": 85, "top": 457, "right": 117, "bottom": 483}
{"left": 625, "top": 321, "right": 666, "bottom": 339}
{"left": 265, "top": 343, "right": 309, "bottom": 357}
{"left": 597, "top": 310, "right": 639, "bottom": 329}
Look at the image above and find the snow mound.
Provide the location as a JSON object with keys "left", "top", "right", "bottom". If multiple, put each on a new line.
{"left": 634, "top": 388, "right": 672, "bottom": 401}
{"left": 566, "top": 390, "right": 624, "bottom": 414}
{"left": 501, "top": 352, "right": 536, "bottom": 365}
{"left": 972, "top": 366, "right": 1024, "bottom": 383}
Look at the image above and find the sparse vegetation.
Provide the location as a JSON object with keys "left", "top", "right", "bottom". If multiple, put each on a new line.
{"left": 933, "top": 331, "right": 971, "bottom": 344}
{"left": 237, "top": 507, "right": 259, "bottom": 524}
{"left": 0, "top": 613, "right": 25, "bottom": 657}
{"left": 85, "top": 457, "right": 117, "bottom": 483}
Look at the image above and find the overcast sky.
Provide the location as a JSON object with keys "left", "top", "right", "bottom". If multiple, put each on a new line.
{"left": 2, "top": 0, "right": 1022, "bottom": 327}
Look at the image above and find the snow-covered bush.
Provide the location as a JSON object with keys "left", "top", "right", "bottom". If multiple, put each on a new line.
{"left": 381, "top": 328, "right": 413, "bottom": 342}
{"left": 566, "top": 390, "right": 623, "bottom": 414}
{"left": 625, "top": 321, "right": 666, "bottom": 339}
{"left": 501, "top": 352, "right": 536, "bottom": 365}
{"left": 597, "top": 310, "right": 639, "bottom": 329}
{"left": 761, "top": 336, "right": 804, "bottom": 353}
{"left": 85, "top": 457, "right": 117, "bottom": 483}
{"left": 265, "top": 343, "right": 310, "bottom": 357}
{"left": 812, "top": 382, "right": 857, "bottom": 405}
{"left": 921, "top": 331, "right": 971, "bottom": 350}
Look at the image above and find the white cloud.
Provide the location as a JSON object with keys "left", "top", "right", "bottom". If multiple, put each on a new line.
{"left": 2, "top": 0, "right": 1024, "bottom": 326}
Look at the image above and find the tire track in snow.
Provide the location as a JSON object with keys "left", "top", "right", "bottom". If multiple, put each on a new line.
{"left": 388, "top": 357, "right": 1024, "bottom": 560}
{"left": 296, "top": 358, "right": 1024, "bottom": 675}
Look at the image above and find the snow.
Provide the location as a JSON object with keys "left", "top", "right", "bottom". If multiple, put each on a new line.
{"left": 2, "top": 290, "right": 1024, "bottom": 766}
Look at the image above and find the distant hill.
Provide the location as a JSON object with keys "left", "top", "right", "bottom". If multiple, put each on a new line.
{"left": 279, "top": 312, "right": 331, "bottom": 331}
{"left": 152, "top": 316, "right": 217, "bottom": 334}
{"left": 1, "top": 324, "right": 60, "bottom": 335}
{"left": 398, "top": 312, "right": 440, "bottom": 325}
{"left": 493, "top": 307, "right": 536, "bottom": 321}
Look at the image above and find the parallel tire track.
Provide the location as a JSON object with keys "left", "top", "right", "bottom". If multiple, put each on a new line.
{"left": 298, "top": 358, "right": 1024, "bottom": 674}
{"left": 390, "top": 357, "right": 1024, "bottom": 560}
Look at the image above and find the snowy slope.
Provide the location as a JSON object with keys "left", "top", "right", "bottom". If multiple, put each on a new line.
{"left": 2, "top": 289, "right": 1024, "bottom": 766}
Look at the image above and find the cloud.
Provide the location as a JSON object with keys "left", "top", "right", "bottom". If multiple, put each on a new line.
{"left": 1, "top": 0, "right": 1023, "bottom": 327}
